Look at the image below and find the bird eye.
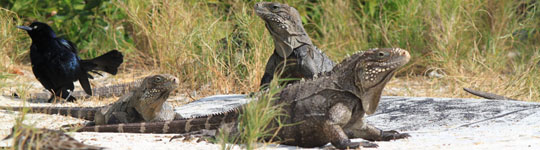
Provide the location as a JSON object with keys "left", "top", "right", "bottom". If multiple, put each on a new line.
{"left": 33, "top": 26, "right": 38, "bottom": 29}
{"left": 272, "top": 5, "right": 279, "bottom": 10}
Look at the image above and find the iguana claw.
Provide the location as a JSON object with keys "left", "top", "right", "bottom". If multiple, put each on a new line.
{"left": 380, "top": 130, "right": 411, "bottom": 141}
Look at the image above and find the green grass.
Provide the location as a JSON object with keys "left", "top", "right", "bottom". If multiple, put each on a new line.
{"left": 2, "top": 0, "right": 539, "bottom": 100}
{"left": 216, "top": 76, "right": 286, "bottom": 149}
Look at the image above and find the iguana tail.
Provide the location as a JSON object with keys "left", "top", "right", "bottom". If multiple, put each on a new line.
{"left": 0, "top": 106, "right": 101, "bottom": 121}
{"left": 76, "top": 107, "right": 242, "bottom": 133}
{"left": 463, "top": 88, "right": 517, "bottom": 100}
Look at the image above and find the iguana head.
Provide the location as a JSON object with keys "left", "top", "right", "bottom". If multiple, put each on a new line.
{"left": 138, "top": 74, "right": 179, "bottom": 108}
{"left": 254, "top": 2, "right": 312, "bottom": 58}
{"left": 346, "top": 48, "right": 410, "bottom": 114}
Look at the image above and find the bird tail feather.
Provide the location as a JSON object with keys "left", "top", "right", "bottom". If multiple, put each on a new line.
{"left": 78, "top": 50, "right": 123, "bottom": 96}
{"left": 81, "top": 50, "right": 124, "bottom": 75}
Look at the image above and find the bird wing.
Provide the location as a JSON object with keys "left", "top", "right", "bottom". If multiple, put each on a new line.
{"left": 55, "top": 38, "right": 92, "bottom": 95}
{"left": 56, "top": 38, "right": 78, "bottom": 54}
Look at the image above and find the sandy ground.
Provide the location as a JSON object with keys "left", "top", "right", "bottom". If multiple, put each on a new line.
{"left": 2, "top": 95, "right": 540, "bottom": 150}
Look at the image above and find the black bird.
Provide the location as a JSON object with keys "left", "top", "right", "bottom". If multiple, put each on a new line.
{"left": 17, "top": 22, "right": 124, "bottom": 102}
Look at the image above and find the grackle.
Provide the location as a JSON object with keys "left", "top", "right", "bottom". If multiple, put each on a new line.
{"left": 17, "top": 22, "right": 124, "bottom": 102}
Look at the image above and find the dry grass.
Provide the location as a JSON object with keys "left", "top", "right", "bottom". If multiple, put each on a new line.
{"left": 1, "top": 1, "right": 539, "bottom": 99}
{"left": 0, "top": 1, "right": 539, "bottom": 149}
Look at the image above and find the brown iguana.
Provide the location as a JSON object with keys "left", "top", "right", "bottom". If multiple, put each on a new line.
{"left": 2, "top": 124, "right": 104, "bottom": 150}
{"left": 1, "top": 74, "right": 181, "bottom": 125}
{"left": 255, "top": 2, "right": 334, "bottom": 87}
{"left": 463, "top": 88, "right": 517, "bottom": 100}
{"left": 75, "top": 48, "right": 411, "bottom": 148}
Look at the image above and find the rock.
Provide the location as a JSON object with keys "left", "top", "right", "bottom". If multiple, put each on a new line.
{"left": 369, "top": 96, "right": 540, "bottom": 130}
{"left": 174, "top": 94, "right": 251, "bottom": 118}
{"left": 176, "top": 95, "right": 540, "bottom": 149}
{"left": 3, "top": 94, "right": 539, "bottom": 149}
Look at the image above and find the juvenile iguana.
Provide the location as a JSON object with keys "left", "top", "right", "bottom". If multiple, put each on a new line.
{"left": 75, "top": 48, "right": 411, "bottom": 148}
{"left": 1, "top": 74, "right": 181, "bottom": 125}
{"left": 255, "top": 2, "right": 334, "bottom": 87}
{"left": 2, "top": 124, "right": 104, "bottom": 150}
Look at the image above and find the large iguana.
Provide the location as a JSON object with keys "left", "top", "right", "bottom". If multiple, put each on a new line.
{"left": 256, "top": 2, "right": 334, "bottom": 87}
{"left": 75, "top": 48, "right": 411, "bottom": 148}
{"left": 1, "top": 74, "right": 181, "bottom": 125}
{"left": 2, "top": 124, "right": 104, "bottom": 150}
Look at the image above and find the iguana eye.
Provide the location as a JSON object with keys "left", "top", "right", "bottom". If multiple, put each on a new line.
{"left": 154, "top": 76, "right": 163, "bottom": 82}
{"left": 271, "top": 4, "right": 279, "bottom": 10}
{"left": 377, "top": 51, "right": 388, "bottom": 58}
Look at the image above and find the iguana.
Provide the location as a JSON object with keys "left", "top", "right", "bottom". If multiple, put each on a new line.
{"left": 75, "top": 48, "right": 411, "bottom": 148}
{"left": 2, "top": 124, "right": 104, "bottom": 150}
{"left": 463, "top": 88, "right": 517, "bottom": 100}
{"left": 255, "top": 2, "right": 334, "bottom": 87}
{"left": 1, "top": 74, "right": 181, "bottom": 125}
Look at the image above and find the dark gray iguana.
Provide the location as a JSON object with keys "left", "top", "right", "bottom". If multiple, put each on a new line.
{"left": 1, "top": 74, "right": 181, "bottom": 125}
{"left": 256, "top": 2, "right": 334, "bottom": 87}
{"left": 75, "top": 48, "right": 411, "bottom": 148}
{"left": 2, "top": 124, "right": 104, "bottom": 150}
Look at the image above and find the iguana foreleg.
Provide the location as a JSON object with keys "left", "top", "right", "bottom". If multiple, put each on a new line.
{"left": 260, "top": 52, "right": 284, "bottom": 86}
{"left": 344, "top": 118, "right": 410, "bottom": 141}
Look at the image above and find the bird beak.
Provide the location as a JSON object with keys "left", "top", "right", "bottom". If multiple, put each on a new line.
{"left": 1, "top": 133, "right": 13, "bottom": 141}
{"left": 16, "top": 26, "right": 32, "bottom": 31}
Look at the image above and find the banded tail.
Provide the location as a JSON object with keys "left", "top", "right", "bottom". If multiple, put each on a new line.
{"left": 463, "top": 88, "right": 517, "bottom": 100}
{"left": 76, "top": 107, "right": 242, "bottom": 133}
{"left": 0, "top": 106, "right": 102, "bottom": 120}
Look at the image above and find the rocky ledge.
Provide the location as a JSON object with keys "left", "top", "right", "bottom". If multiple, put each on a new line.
{"left": 176, "top": 95, "right": 540, "bottom": 149}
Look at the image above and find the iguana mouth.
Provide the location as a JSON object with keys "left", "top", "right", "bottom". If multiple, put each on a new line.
{"left": 361, "top": 48, "right": 410, "bottom": 89}
{"left": 368, "top": 71, "right": 396, "bottom": 89}
{"left": 157, "top": 91, "right": 171, "bottom": 100}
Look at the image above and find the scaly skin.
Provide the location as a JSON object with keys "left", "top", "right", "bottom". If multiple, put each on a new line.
{"left": 255, "top": 2, "right": 334, "bottom": 87}
{"left": 2, "top": 124, "right": 104, "bottom": 150}
{"left": 1, "top": 74, "right": 180, "bottom": 125}
{"left": 75, "top": 48, "right": 411, "bottom": 148}
{"left": 93, "top": 74, "right": 180, "bottom": 125}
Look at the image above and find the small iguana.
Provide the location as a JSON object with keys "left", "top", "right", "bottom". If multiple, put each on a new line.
{"left": 1, "top": 74, "right": 181, "bottom": 125}
{"left": 75, "top": 48, "right": 411, "bottom": 148}
{"left": 255, "top": 2, "right": 335, "bottom": 87}
{"left": 2, "top": 124, "right": 104, "bottom": 150}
